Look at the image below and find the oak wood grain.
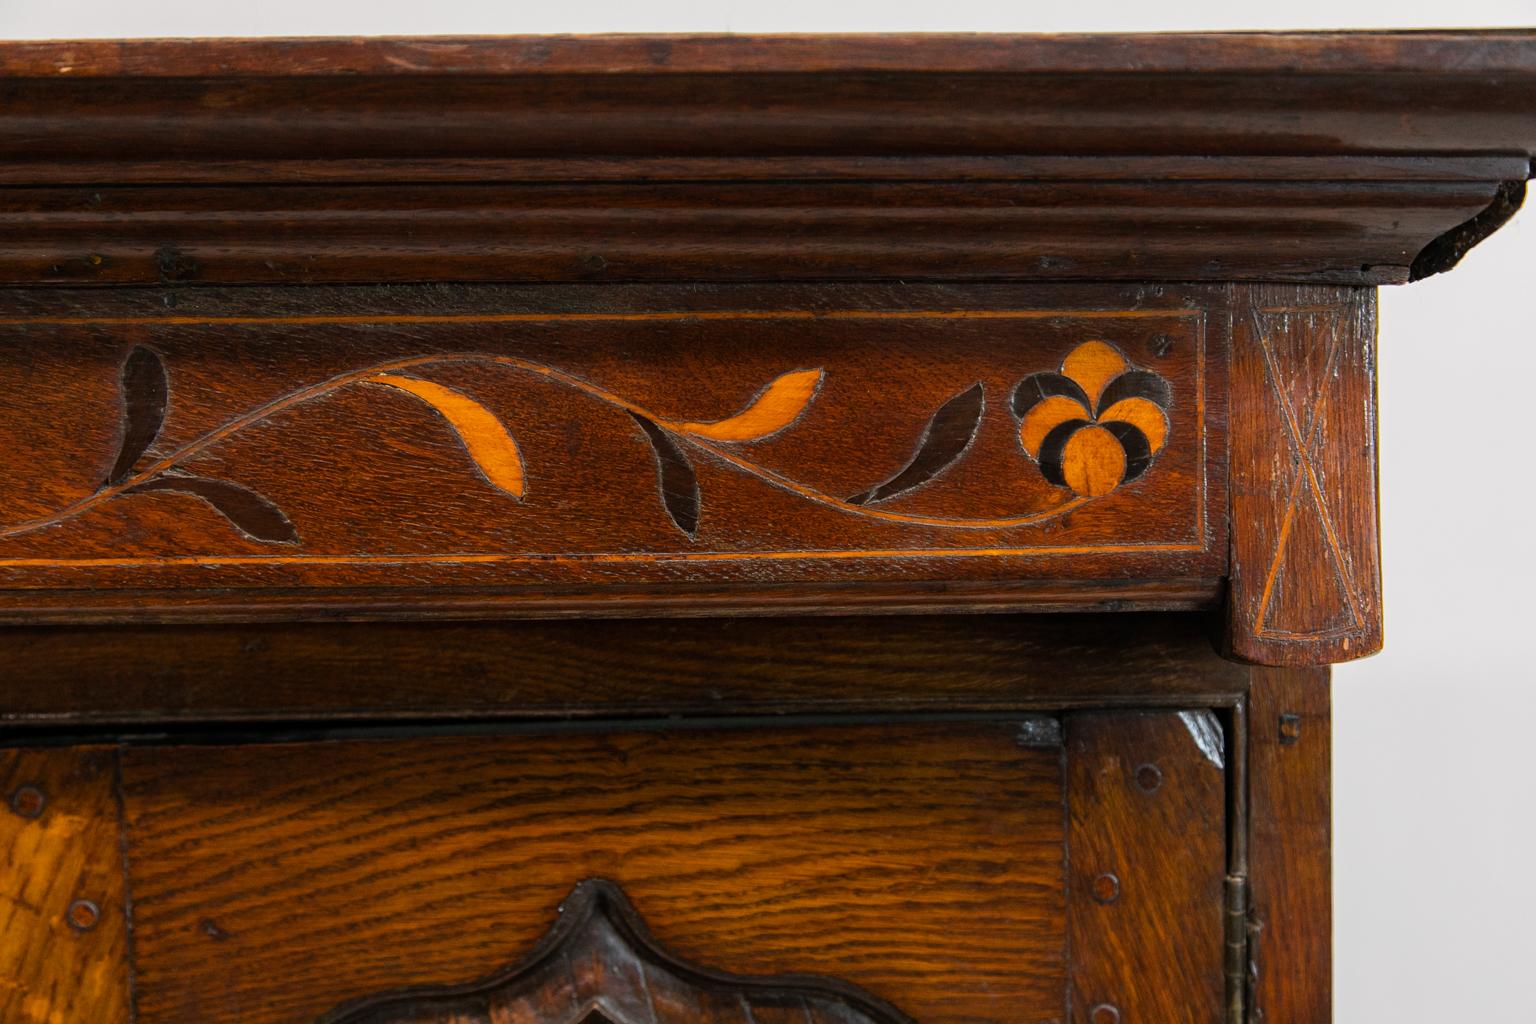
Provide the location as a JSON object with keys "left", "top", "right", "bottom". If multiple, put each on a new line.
{"left": 0, "top": 180, "right": 1508, "bottom": 287}
{"left": 119, "top": 722, "right": 1068, "bottom": 1024}
{"left": 0, "top": 578, "right": 1222, "bottom": 626}
{"left": 0, "top": 32, "right": 1467, "bottom": 1024}
{"left": 1247, "top": 668, "right": 1331, "bottom": 1024}
{"left": 318, "top": 878, "right": 919, "bottom": 1024}
{"left": 1066, "top": 712, "right": 1228, "bottom": 1024}
{"left": 0, "top": 746, "right": 132, "bottom": 1024}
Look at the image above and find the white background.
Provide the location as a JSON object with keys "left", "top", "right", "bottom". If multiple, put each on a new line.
{"left": 2, "top": 2, "right": 1532, "bottom": 1021}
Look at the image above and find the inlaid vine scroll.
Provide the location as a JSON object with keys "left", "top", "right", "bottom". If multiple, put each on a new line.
{"left": 3, "top": 339, "right": 1174, "bottom": 544}
{"left": 318, "top": 879, "right": 916, "bottom": 1024}
{"left": 0, "top": 285, "right": 1219, "bottom": 620}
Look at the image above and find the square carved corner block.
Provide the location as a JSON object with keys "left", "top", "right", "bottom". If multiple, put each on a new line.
{"left": 0, "top": 31, "right": 1531, "bottom": 1024}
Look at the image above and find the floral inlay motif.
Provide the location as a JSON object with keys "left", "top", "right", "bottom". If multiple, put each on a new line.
{"left": 0, "top": 340, "right": 1174, "bottom": 547}
{"left": 1011, "top": 340, "right": 1173, "bottom": 497}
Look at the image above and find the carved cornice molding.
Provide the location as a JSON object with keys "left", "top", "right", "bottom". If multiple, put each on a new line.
{"left": 0, "top": 33, "right": 1532, "bottom": 286}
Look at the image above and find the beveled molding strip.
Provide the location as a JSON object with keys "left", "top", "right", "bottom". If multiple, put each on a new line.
{"left": 0, "top": 178, "right": 1517, "bottom": 287}
{"left": 316, "top": 878, "right": 917, "bottom": 1024}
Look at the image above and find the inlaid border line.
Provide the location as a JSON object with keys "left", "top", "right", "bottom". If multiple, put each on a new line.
{"left": 0, "top": 541, "right": 1206, "bottom": 569}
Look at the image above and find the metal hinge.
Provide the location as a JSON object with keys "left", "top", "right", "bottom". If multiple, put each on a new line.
{"left": 1225, "top": 874, "right": 1253, "bottom": 1024}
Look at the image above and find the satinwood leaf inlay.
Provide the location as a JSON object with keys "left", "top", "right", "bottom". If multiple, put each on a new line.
{"left": 673, "top": 367, "right": 824, "bottom": 442}
{"left": 367, "top": 374, "right": 527, "bottom": 499}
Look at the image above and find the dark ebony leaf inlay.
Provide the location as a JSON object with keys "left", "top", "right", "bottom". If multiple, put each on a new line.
{"left": 1037, "top": 418, "right": 1093, "bottom": 488}
{"left": 130, "top": 475, "right": 299, "bottom": 544}
{"left": 849, "top": 383, "right": 985, "bottom": 506}
{"left": 1097, "top": 370, "right": 1173, "bottom": 413}
{"left": 1010, "top": 372, "right": 1091, "bottom": 419}
{"left": 106, "top": 346, "right": 169, "bottom": 486}
{"left": 1101, "top": 421, "right": 1154, "bottom": 482}
{"left": 629, "top": 413, "right": 701, "bottom": 537}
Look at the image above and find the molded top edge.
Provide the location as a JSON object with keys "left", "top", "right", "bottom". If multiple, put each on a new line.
{"left": 2, "top": 30, "right": 1536, "bottom": 78}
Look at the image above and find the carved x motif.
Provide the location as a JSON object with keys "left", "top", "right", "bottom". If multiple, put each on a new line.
{"left": 1252, "top": 310, "right": 1366, "bottom": 637}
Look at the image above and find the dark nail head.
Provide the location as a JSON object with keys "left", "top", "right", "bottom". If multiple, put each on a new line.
{"left": 1135, "top": 763, "right": 1163, "bottom": 793}
{"left": 9, "top": 786, "right": 45, "bottom": 819}
{"left": 67, "top": 899, "right": 100, "bottom": 932}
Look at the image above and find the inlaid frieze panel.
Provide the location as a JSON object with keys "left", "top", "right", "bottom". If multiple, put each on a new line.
{"left": 0, "top": 284, "right": 1225, "bottom": 620}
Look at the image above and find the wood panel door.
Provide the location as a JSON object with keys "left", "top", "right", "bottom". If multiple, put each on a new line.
{"left": 3, "top": 713, "right": 1232, "bottom": 1024}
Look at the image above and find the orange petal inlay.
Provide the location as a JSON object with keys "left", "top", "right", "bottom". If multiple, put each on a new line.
{"left": 676, "top": 368, "right": 824, "bottom": 442}
{"left": 368, "top": 374, "right": 526, "bottom": 499}
{"left": 1062, "top": 425, "right": 1127, "bottom": 497}
{"left": 1099, "top": 396, "right": 1170, "bottom": 453}
{"left": 1061, "top": 340, "right": 1128, "bottom": 411}
{"left": 1019, "top": 394, "right": 1090, "bottom": 458}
